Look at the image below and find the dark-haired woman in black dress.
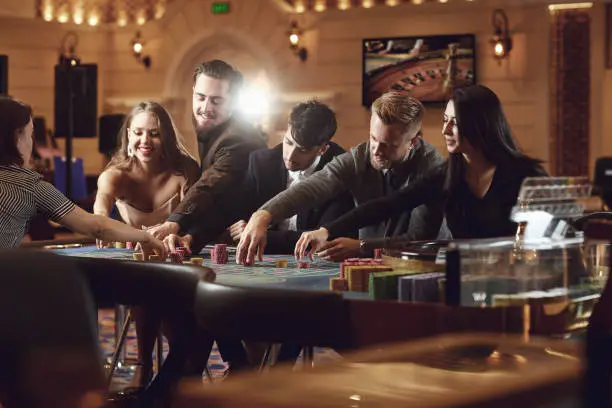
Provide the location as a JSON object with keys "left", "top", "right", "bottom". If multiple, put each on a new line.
{"left": 295, "top": 85, "right": 548, "bottom": 258}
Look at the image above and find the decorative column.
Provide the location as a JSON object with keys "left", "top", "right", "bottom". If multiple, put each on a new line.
{"left": 549, "top": 8, "right": 591, "bottom": 176}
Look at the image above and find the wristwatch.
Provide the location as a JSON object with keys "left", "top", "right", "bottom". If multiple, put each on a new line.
{"left": 359, "top": 239, "right": 371, "bottom": 255}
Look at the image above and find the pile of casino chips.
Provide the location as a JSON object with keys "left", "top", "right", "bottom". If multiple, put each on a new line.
{"left": 211, "top": 244, "right": 228, "bottom": 264}
{"left": 169, "top": 246, "right": 188, "bottom": 264}
{"left": 340, "top": 257, "right": 385, "bottom": 279}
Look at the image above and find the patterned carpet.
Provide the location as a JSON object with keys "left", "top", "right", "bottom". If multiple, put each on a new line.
{"left": 99, "top": 309, "right": 342, "bottom": 390}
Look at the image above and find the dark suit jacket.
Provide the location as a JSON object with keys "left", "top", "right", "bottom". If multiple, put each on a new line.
{"left": 187, "top": 142, "right": 356, "bottom": 253}
{"left": 240, "top": 142, "right": 357, "bottom": 254}
{"left": 168, "top": 117, "right": 266, "bottom": 232}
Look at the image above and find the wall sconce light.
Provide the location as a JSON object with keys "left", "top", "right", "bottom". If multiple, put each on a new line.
{"left": 131, "top": 31, "right": 151, "bottom": 70}
{"left": 58, "top": 31, "right": 81, "bottom": 67}
{"left": 491, "top": 9, "right": 512, "bottom": 63}
{"left": 288, "top": 21, "right": 308, "bottom": 62}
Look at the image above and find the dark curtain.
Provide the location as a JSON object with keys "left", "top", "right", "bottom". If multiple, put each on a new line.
{"left": 549, "top": 9, "right": 591, "bottom": 176}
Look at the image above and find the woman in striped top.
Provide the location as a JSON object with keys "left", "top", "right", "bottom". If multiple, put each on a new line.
{"left": 0, "top": 96, "right": 166, "bottom": 256}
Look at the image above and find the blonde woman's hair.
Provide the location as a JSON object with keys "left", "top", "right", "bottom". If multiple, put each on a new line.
{"left": 108, "top": 101, "right": 199, "bottom": 187}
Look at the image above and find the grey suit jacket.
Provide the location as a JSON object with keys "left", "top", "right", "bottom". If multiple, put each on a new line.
{"left": 260, "top": 137, "right": 448, "bottom": 250}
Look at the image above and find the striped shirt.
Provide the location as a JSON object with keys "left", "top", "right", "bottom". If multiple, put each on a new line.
{"left": 0, "top": 165, "right": 75, "bottom": 248}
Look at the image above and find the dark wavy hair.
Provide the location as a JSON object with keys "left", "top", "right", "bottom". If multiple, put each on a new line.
{"left": 0, "top": 97, "right": 32, "bottom": 166}
{"left": 445, "top": 85, "right": 544, "bottom": 192}
{"left": 107, "top": 101, "right": 199, "bottom": 187}
{"left": 288, "top": 100, "right": 337, "bottom": 149}
{"left": 192, "top": 59, "right": 243, "bottom": 99}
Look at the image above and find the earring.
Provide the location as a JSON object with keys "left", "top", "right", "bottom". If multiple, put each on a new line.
{"left": 127, "top": 146, "right": 135, "bottom": 157}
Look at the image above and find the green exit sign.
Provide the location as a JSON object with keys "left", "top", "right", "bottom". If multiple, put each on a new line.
{"left": 211, "top": 2, "right": 230, "bottom": 14}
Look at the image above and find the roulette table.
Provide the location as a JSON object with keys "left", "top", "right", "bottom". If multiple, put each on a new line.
{"left": 40, "top": 241, "right": 528, "bottom": 348}
{"left": 50, "top": 244, "right": 341, "bottom": 292}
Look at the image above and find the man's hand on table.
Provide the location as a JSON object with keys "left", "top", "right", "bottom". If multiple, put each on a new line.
{"left": 162, "top": 233, "right": 193, "bottom": 255}
{"left": 228, "top": 220, "right": 247, "bottom": 244}
{"left": 140, "top": 233, "right": 167, "bottom": 260}
{"left": 147, "top": 221, "right": 180, "bottom": 240}
{"left": 236, "top": 210, "right": 271, "bottom": 265}
{"left": 315, "top": 237, "right": 362, "bottom": 262}
{"left": 294, "top": 228, "right": 329, "bottom": 260}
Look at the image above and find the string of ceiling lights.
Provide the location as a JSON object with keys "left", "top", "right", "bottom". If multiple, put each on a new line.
{"left": 40, "top": 1, "right": 156, "bottom": 70}
{"left": 289, "top": 0, "right": 475, "bottom": 13}
{"left": 35, "top": 0, "right": 173, "bottom": 27}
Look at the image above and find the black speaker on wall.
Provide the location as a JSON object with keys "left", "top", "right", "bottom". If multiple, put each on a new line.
{"left": 54, "top": 64, "right": 98, "bottom": 138}
{"left": 0, "top": 55, "right": 8, "bottom": 95}
{"left": 99, "top": 114, "right": 126, "bottom": 156}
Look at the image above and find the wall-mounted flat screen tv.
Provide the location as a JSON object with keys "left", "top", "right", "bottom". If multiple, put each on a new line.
{"left": 362, "top": 34, "right": 476, "bottom": 107}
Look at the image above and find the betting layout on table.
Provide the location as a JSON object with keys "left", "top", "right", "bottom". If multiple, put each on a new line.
{"left": 49, "top": 242, "right": 450, "bottom": 298}
{"left": 52, "top": 243, "right": 342, "bottom": 290}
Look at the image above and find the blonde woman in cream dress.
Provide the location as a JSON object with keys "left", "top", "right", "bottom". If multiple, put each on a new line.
{"left": 94, "top": 101, "right": 199, "bottom": 391}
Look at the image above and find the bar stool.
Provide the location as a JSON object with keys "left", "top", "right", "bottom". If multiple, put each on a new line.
{"left": 73, "top": 257, "right": 217, "bottom": 388}
{"left": 109, "top": 304, "right": 165, "bottom": 386}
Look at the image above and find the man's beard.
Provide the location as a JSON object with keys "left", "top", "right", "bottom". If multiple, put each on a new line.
{"left": 192, "top": 113, "right": 215, "bottom": 140}
{"left": 369, "top": 154, "right": 391, "bottom": 170}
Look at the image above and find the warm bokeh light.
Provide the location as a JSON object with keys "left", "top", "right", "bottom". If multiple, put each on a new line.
{"left": 494, "top": 41, "right": 505, "bottom": 57}
{"left": 238, "top": 81, "right": 271, "bottom": 121}
{"left": 37, "top": 1, "right": 174, "bottom": 26}
{"left": 155, "top": 1, "right": 166, "bottom": 19}
{"left": 362, "top": 0, "right": 374, "bottom": 8}
{"left": 548, "top": 2, "right": 593, "bottom": 11}
{"left": 338, "top": 0, "right": 351, "bottom": 10}
{"left": 289, "top": 33, "right": 299, "bottom": 46}
{"left": 133, "top": 42, "right": 143, "bottom": 54}
{"left": 87, "top": 12, "right": 99, "bottom": 26}
{"left": 295, "top": 0, "right": 306, "bottom": 13}
{"left": 73, "top": 7, "right": 84, "bottom": 24}
{"left": 117, "top": 8, "right": 128, "bottom": 26}
{"left": 43, "top": 5, "right": 54, "bottom": 21}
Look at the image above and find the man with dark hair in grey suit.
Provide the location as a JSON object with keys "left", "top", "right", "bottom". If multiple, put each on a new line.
{"left": 237, "top": 91, "right": 448, "bottom": 265}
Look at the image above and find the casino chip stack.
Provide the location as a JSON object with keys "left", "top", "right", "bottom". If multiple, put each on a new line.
{"left": 374, "top": 248, "right": 383, "bottom": 259}
{"left": 212, "top": 244, "right": 228, "bottom": 264}
{"left": 169, "top": 247, "right": 187, "bottom": 264}
{"left": 176, "top": 246, "right": 190, "bottom": 257}
{"left": 338, "top": 257, "right": 390, "bottom": 293}
{"left": 340, "top": 258, "right": 384, "bottom": 278}
{"left": 189, "top": 257, "right": 204, "bottom": 266}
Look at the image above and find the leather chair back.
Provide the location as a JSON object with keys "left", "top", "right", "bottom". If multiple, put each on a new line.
{"left": 194, "top": 282, "right": 351, "bottom": 348}
{"left": 73, "top": 257, "right": 215, "bottom": 311}
{"left": 0, "top": 250, "right": 104, "bottom": 408}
